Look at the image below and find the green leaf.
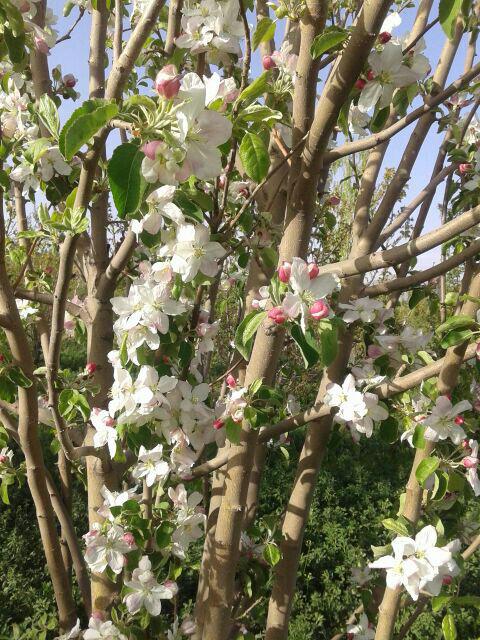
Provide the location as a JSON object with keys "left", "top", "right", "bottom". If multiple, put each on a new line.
{"left": 234, "top": 310, "right": 267, "bottom": 360}
{"left": 290, "top": 324, "right": 320, "bottom": 369}
{"left": 38, "top": 95, "right": 60, "bottom": 138}
{"left": 237, "top": 72, "right": 269, "bottom": 104}
{"left": 416, "top": 456, "right": 440, "bottom": 487}
{"left": 310, "top": 28, "right": 348, "bottom": 59}
{"left": 412, "top": 424, "right": 425, "bottom": 449}
{"left": 318, "top": 320, "right": 338, "bottom": 366}
{"left": 263, "top": 543, "right": 281, "bottom": 567}
{"left": 3, "top": 0, "right": 24, "bottom": 36}
{"left": 442, "top": 613, "right": 457, "bottom": 640}
{"left": 4, "top": 28, "right": 25, "bottom": 64}
{"left": 59, "top": 99, "right": 119, "bottom": 160}
{"left": 440, "top": 329, "right": 474, "bottom": 349}
{"left": 382, "top": 517, "right": 410, "bottom": 536}
{"left": 239, "top": 132, "right": 269, "bottom": 183}
{"left": 0, "top": 480, "right": 10, "bottom": 505}
{"left": 439, "top": 0, "right": 463, "bottom": 39}
{"left": 252, "top": 17, "right": 276, "bottom": 51}
{"left": 6, "top": 366, "right": 32, "bottom": 388}
{"left": 454, "top": 595, "right": 480, "bottom": 607}
{"left": 409, "top": 287, "right": 428, "bottom": 309}
{"left": 226, "top": 418, "right": 242, "bottom": 445}
{"left": 237, "top": 105, "right": 283, "bottom": 126}
{"left": 108, "top": 143, "right": 146, "bottom": 218}
{"left": 58, "top": 389, "right": 90, "bottom": 421}
{"left": 432, "top": 595, "right": 453, "bottom": 612}
{"left": 155, "top": 522, "right": 174, "bottom": 548}
{"left": 436, "top": 314, "right": 476, "bottom": 335}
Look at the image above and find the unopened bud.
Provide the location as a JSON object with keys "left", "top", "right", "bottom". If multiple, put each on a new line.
{"left": 35, "top": 36, "right": 50, "bottom": 55}
{"left": 454, "top": 415, "right": 464, "bottom": 425}
{"left": 278, "top": 261, "right": 291, "bottom": 283}
{"left": 378, "top": 31, "right": 392, "bottom": 44}
{"left": 442, "top": 575, "right": 453, "bottom": 586}
{"left": 63, "top": 73, "right": 77, "bottom": 88}
{"left": 327, "top": 195, "right": 341, "bottom": 206}
{"left": 366, "top": 69, "right": 375, "bottom": 81}
{"left": 226, "top": 374, "right": 236, "bottom": 388}
{"left": 309, "top": 299, "right": 330, "bottom": 320}
{"left": 308, "top": 262, "right": 319, "bottom": 279}
{"left": 154, "top": 65, "right": 181, "bottom": 99}
{"left": 355, "top": 78, "right": 366, "bottom": 90}
{"left": 262, "top": 55, "right": 277, "bottom": 71}
{"left": 459, "top": 163, "right": 473, "bottom": 174}
{"left": 123, "top": 532, "right": 135, "bottom": 546}
{"left": 213, "top": 419, "right": 224, "bottom": 430}
{"left": 268, "top": 307, "right": 287, "bottom": 324}
{"left": 85, "top": 362, "right": 97, "bottom": 375}
{"left": 141, "top": 140, "right": 162, "bottom": 161}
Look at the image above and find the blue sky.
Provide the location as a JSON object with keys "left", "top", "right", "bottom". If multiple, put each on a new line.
{"left": 48, "top": 0, "right": 473, "bottom": 268}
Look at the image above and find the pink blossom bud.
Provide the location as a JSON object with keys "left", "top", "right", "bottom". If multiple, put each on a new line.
{"left": 0, "top": 455, "right": 8, "bottom": 464}
{"left": 442, "top": 575, "right": 453, "bottom": 586}
{"left": 262, "top": 55, "right": 277, "bottom": 70}
{"left": 309, "top": 299, "right": 330, "bottom": 320}
{"left": 278, "top": 261, "right": 291, "bottom": 283}
{"left": 454, "top": 415, "right": 464, "bottom": 425}
{"left": 268, "top": 307, "right": 287, "bottom": 324}
{"left": 141, "top": 140, "right": 162, "bottom": 160}
{"left": 327, "top": 195, "right": 341, "bottom": 206}
{"left": 462, "top": 439, "right": 471, "bottom": 449}
{"left": 226, "top": 374, "right": 236, "bottom": 388}
{"left": 163, "top": 580, "right": 179, "bottom": 595}
{"left": 459, "top": 163, "right": 473, "bottom": 174}
{"left": 91, "top": 610, "right": 105, "bottom": 621}
{"left": 213, "top": 419, "right": 224, "bottom": 430}
{"left": 63, "top": 73, "right": 77, "bottom": 88}
{"left": 105, "top": 416, "right": 115, "bottom": 427}
{"left": 123, "top": 532, "right": 135, "bottom": 546}
{"left": 154, "top": 65, "right": 181, "bottom": 99}
{"left": 308, "top": 263, "right": 319, "bottom": 279}
{"left": 64, "top": 319, "right": 75, "bottom": 332}
{"left": 35, "top": 36, "right": 50, "bottom": 55}
{"left": 378, "top": 31, "right": 392, "bottom": 44}
{"left": 355, "top": 78, "right": 366, "bottom": 90}
{"left": 366, "top": 69, "right": 375, "bottom": 81}
{"left": 180, "top": 617, "right": 197, "bottom": 635}
{"left": 218, "top": 174, "right": 227, "bottom": 189}
{"left": 368, "top": 344, "right": 383, "bottom": 359}
{"left": 85, "top": 362, "right": 97, "bottom": 375}
{"left": 463, "top": 456, "right": 477, "bottom": 468}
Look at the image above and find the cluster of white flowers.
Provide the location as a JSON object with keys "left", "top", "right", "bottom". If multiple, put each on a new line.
{"left": 175, "top": 0, "right": 244, "bottom": 59}
{"left": 370, "top": 525, "right": 460, "bottom": 600}
{"left": 324, "top": 374, "right": 389, "bottom": 441}
{"left": 266, "top": 257, "right": 339, "bottom": 329}
{"left": 141, "top": 72, "right": 234, "bottom": 184}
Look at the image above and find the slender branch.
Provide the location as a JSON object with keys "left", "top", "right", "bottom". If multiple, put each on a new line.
{"left": 55, "top": 8, "right": 86, "bottom": 44}
{"left": 323, "top": 63, "right": 480, "bottom": 164}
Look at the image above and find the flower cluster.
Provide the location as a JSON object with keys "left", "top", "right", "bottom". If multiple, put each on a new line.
{"left": 370, "top": 525, "right": 460, "bottom": 600}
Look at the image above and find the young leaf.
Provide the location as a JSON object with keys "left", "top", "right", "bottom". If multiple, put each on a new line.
{"left": 108, "top": 143, "right": 146, "bottom": 218}
{"left": 252, "top": 17, "right": 276, "bottom": 51}
{"left": 263, "top": 543, "right": 281, "bottom": 567}
{"left": 237, "top": 72, "right": 269, "bottom": 104}
{"left": 38, "top": 95, "right": 60, "bottom": 139}
{"left": 440, "top": 328, "right": 474, "bottom": 349}
{"left": 290, "top": 324, "right": 320, "bottom": 369}
{"left": 239, "top": 132, "right": 269, "bottom": 183}
{"left": 310, "top": 28, "right": 347, "bottom": 59}
{"left": 59, "top": 99, "right": 119, "bottom": 160}
{"left": 442, "top": 613, "right": 457, "bottom": 640}
{"left": 436, "top": 314, "right": 476, "bottom": 335}
{"left": 234, "top": 310, "right": 267, "bottom": 360}
{"left": 432, "top": 595, "right": 453, "bottom": 612}
{"left": 226, "top": 418, "right": 242, "bottom": 445}
{"left": 318, "top": 321, "right": 338, "bottom": 366}
{"left": 439, "top": 0, "right": 463, "bottom": 39}
{"left": 381, "top": 517, "right": 410, "bottom": 536}
{"left": 415, "top": 456, "right": 440, "bottom": 486}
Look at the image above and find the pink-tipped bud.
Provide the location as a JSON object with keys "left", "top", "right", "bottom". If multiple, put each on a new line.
{"left": 327, "top": 195, "right": 341, "bottom": 206}
{"left": 442, "top": 575, "right": 453, "bottom": 586}
{"left": 35, "top": 36, "right": 50, "bottom": 55}
{"left": 85, "top": 362, "right": 97, "bottom": 375}
{"left": 308, "top": 262, "right": 319, "bottom": 279}
{"left": 459, "top": 163, "right": 473, "bottom": 174}
{"left": 104, "top": 416, "right": 115, "bottom": 427}
{"left": 141, "top": 140, "right": 162, "bottom": 161}
{"left": 355, "top": 78, "right": 367, "bottom": 90}
{"left": 462, "top": 439, "right": 471, "bottom": 449}
{"left": 226, "top": 374, "right": 236, "bottom": 388}
{"left": 213, "top": 418, "right": 224, "bottom": 430}
{"left": 262, "top": 55, "right": 277, "bottom": 71}
{"left": 268, "top": 307, "right": 287, "bottom": 324}
{"left": 63, "top": 73, "right": 77, "bottom": 88}
{"left": 463, "top": 456, "right": 477, "bottom": 468}
{"left": 164, "top": 580, "right": 179, "bottom": 595}
{"left": 154, "top": 65, "right": 181, "bottom": 99}
{"left": 366, "top": 69, "right": 375, "bottom": 82}
{"left": 309, "top": 299, "right": 330, "bottom": 320}
{"left": 91, "top": 610, "right": 106, "bottom": 622}
{"left": 378, "top": 31, "right": 392, "bottom": 44}
{"left": 278, "top": 261, "right": 291, "bottom": 283}
{"left": 0, "top": 454, "right": 8, "bottom": 464}
{"left": 454, "top": 415, "right": 464, "bottom": 425}
{"left": 123, "top": 532, "right": 135, "bottom": 546}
